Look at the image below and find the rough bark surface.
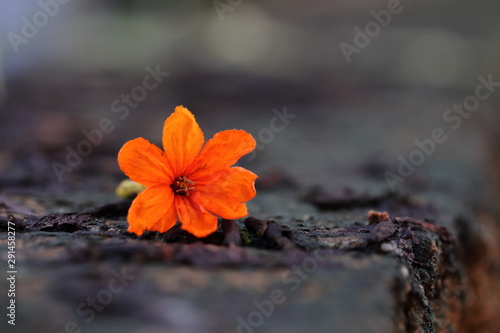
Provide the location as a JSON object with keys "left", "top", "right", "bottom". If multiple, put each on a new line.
{"left": 1, "top": 182, "right": 498, "bottom": 333}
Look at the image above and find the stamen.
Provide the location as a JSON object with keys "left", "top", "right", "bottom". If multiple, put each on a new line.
{"left": 170, "top": 176, "right": 195, "bottom": 196}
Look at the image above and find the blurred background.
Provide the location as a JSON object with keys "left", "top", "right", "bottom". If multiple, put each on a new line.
{"left": 1, "top": 1, "right": 500, "bottom": 333}
{"left": 0, "top": 0, "right": 499, "bottom": 198}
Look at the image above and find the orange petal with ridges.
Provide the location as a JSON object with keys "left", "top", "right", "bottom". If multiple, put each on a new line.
{"left": 175, "top": 196, "right": 218, "bottom": 237}
{"left": 162, "top": 106, "right": 204, "bottom": 176}
{"left": 127, "top": 185, "right": 177, "bottom": 235}
{"left": 191, "top": 190, "right": 248, "bottom": 220}
{"left": 118, "top": 138, "right": 173, "bottom": 187}
{"left": 195, "top": 166, "right": 257, "bottom": 203}
{"left": 185, "top": 129, "right": 255, "bottom": 178}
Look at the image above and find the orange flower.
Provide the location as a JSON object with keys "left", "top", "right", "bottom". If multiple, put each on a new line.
{"left": 118, "top": 106, "right": 257, "bottom": 237}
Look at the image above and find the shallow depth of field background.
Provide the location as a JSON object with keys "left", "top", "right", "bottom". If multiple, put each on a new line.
{"left": 0, "top": 0, "right": 499, "bottom": 197}
{"left": 1, "top": 2, "right": 500, "bottom": 333}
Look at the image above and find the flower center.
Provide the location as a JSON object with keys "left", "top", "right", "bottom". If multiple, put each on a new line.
{"left": 170, "top": 176, "right": 195, "bottom": 196}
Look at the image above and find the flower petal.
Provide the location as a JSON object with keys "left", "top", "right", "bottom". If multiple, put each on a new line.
{"left": 189, "top": 166, "right": 256, "bottom": 219}
{"left": 185, "top": 129, "right": 255, "bottom": 178}
{"left": 127, "top": 185, "right": 177, "bottom": 235}
{"left": 162, "top": 106, "right": 204, "bottom": 176}
{"left": 175, "top": 195, "right": 218, "bottom": 237}
{"left": 191, "top": 191, "right": 248, "bottom": 220}
{"left": 118, "top": 138, "right": 173, "bottom": 187}
{"left": 195, "top": 166, "right": 257, "bottom": 202}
